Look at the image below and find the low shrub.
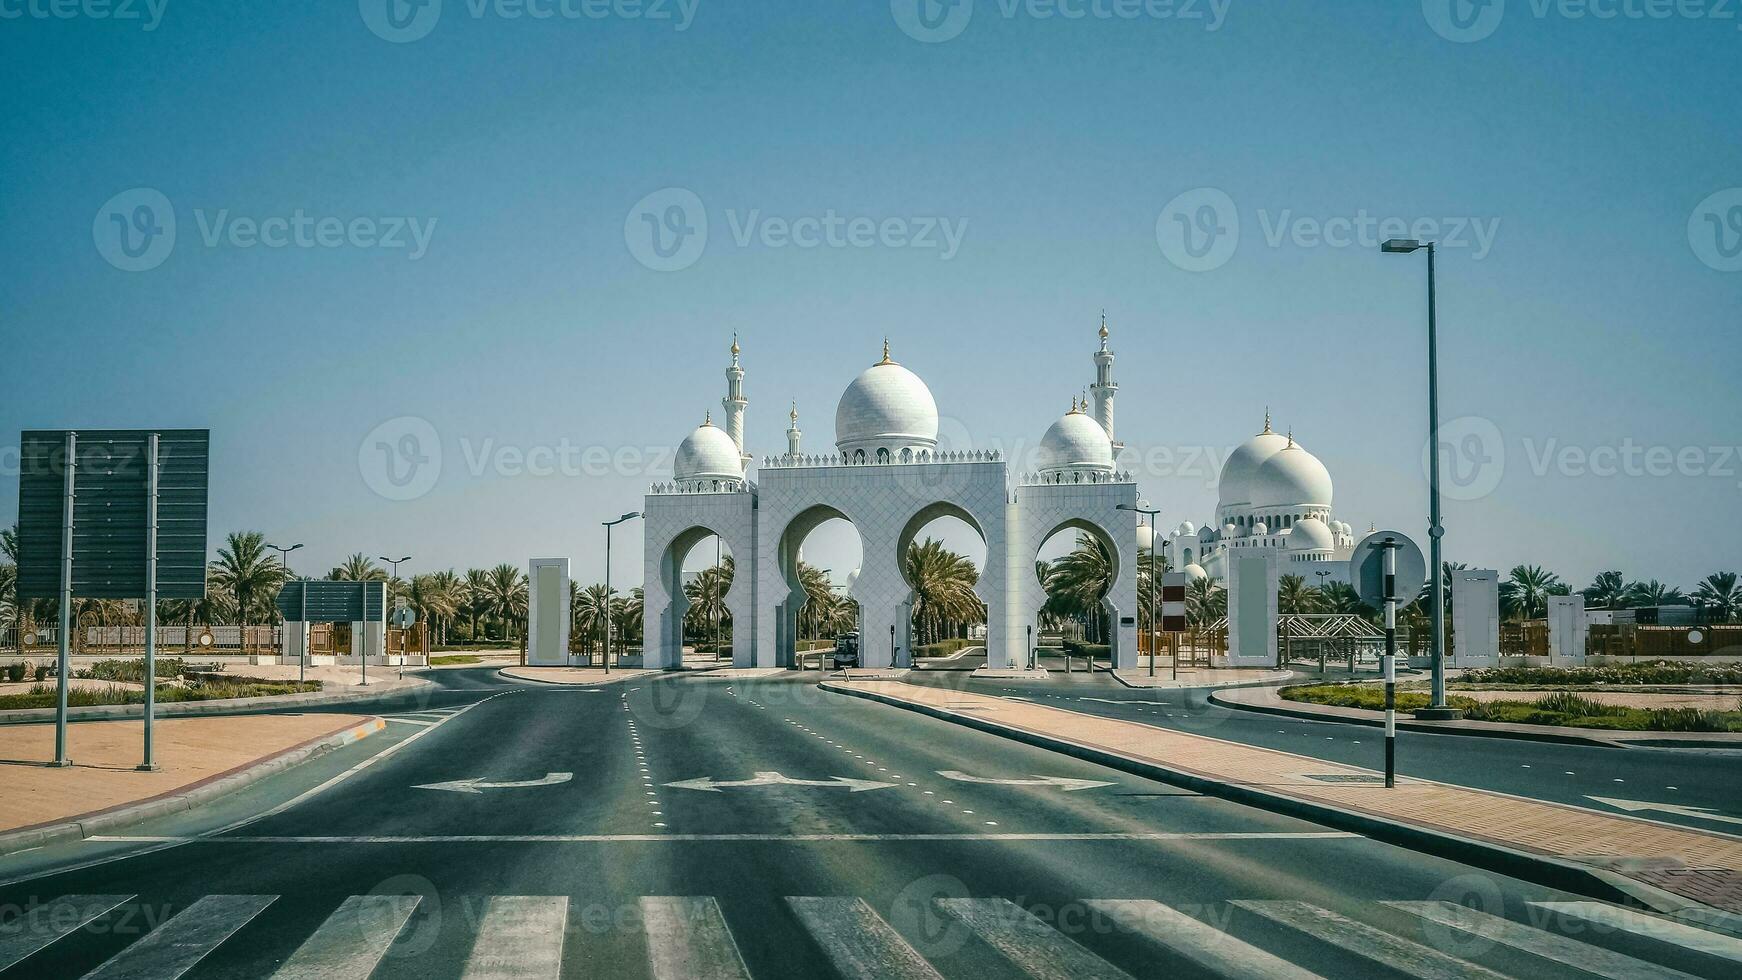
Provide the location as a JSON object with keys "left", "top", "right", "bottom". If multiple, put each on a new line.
{"left": 1062, "top": 640, "right": 1112, "bottom": 660}
{"left": 1282, "top": 683, "right": 1742, "bottom": 732}
{"left": 0, "top": 679, "right": 322, "bottom": 710}
{"left": 77, "top": 658, "right": 187, "bottom": 683}
{"left": 33, "top": 663, "right": 49, "bottom": 682}
{"left": 1460, "top": 660, "right": 1742, "bottom": 687}
{"left": 916, "top": 638, "right": 977, "bottom": 658}
{"left": 4, "top": 661, "right": 25, "bottom": 683}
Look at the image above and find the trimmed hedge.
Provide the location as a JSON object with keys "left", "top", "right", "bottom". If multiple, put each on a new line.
{"left": 1281, "top": 683, "right": 1742, "bottom": 732}
{"left": 916, "top": 638, "right": 977, "bottom": 658}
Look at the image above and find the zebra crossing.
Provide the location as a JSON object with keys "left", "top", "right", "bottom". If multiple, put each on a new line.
{"left": 0, "top": 891, "right": 1733, "bottom": 979}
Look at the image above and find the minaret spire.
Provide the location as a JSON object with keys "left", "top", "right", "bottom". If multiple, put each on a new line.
{"left": 722, "top": 336, "right": 749, "bottom": 465}
{"left": 1089, "top": 313, "right": 1120, "bottom": 452}
{"left": 786, "top": 401, "right": 803, "bottom": 458}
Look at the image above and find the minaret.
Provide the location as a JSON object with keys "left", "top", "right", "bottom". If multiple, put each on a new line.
{"left": 1089, "top": 312, "right": 1120, "bottom": 451}
{"left": 722, "top": 335, "right": 748, "bottom": 464}
{"left": 786, "top": 402, "right": 803, "bottom": 457}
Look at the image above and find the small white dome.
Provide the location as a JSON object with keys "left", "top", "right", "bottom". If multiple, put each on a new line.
{"left": 1136, "top": 523, "right": 1154, "bottom": 552}
{"left": 1223, "top": 523, "right": 1237, "bottom": 536}
{"left": 835, "top": 347, "right": 939, "bottom": 455}
{"left": 1183, "top": 563, "right": 1209, "bottom": 581}
{"left": 1177, "top": 521, "right": 1197, "bottom": 536}
{"left": 1251, "top": 442, "right": 1334, "bottom": 510}
{"left": 673, "top": 420, "right": 742, "bottom": 481}
{"left": 1288, "top": 516, "right": 1335, "bottom": 553}
{"left": 1218, "top": 422, "right": 1290, "bottom": 510}
{"left": 1252, "top": 521, "right": 1269, "bottom": 536}
{"left": 1036, "top": 410, "right": 1114, "bottom": 474}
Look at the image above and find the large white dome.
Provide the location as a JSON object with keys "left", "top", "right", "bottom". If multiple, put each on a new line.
{"left": 1036, "top": 409, "right": 1114, "bottom": 475}
{"left": 1287, "top": 516, "right": 1335, "bottom": 554}
{"left": 1218, "top": 421, "right": 1290, "bottom": 509}
{"left": 1250, "top": 442, "right": 1334, "bottom": 510}
{"left": 673, "top": 420, "right": 742, "bottom": 481}
{"left": 834, "top": 346, "right": 939, "bottom": 456}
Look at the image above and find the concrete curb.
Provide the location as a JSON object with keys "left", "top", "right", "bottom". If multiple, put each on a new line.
{"left": 0, "top": 717, "right": 386, "bottom": 859}
{"left": 495, "top": 667, "right": 675, "bottom": 687}
{"left": 1106, "top": 669, "right": 1297, "bottom": 692}
{"left": 1209, "top": 686, "right": 1742, "bottom": 749}
{"left": 0, "top": 677, "right": 435, "bottom": 726}
{"left": 821, "top": 681, "right": 1717, "bottom": 919}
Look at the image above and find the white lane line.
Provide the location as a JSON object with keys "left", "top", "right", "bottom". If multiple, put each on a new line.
{"left": 935, "top": 897, "right": 1134, "bottom": 980}
{"left": 461, "top": 896, "right": 568, "bottom": 980}
{"left": 1527, "top": 901, "right": 1742, "bottom": 965}
{"left": 83, "top": 894, "right": 276, "bottom": 980}
{"left": 1231, "top": 901, "right": 1506, "bottom": 980}
{"left": 640, "top": 897, "right": 751, "bottom": 980}
{"left": 785, "top": 897, "right": 944, "bottom": 980}
{"left": 0, "top": 894, "right": 133, "bottom": 972}
{"left": 90, "top": 831, "right": 1360, "bottom": 844}
{"left": 1084, "top": 899, "right": 1325, "bottom": 979}
{"left": 1388, "top": 902, "right": 1701, "bottom": 980}
{"left": 383, "top": 717, "right": 435, "bottom": 727}
{"left": 271, "top": 895, "right": 421, "bottom": 980}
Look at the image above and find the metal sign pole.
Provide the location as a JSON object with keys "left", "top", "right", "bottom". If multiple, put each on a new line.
{"left": 299, "top": 583, "right": 307, "bottom": 685}
{"left": 140, "top": 434, "right": 159, "bottom": 771}
{"left": 1382, "top": 538, "right": 1398, "bottom": 789}
{"left": 53, "top": 431, "right": 76, "bottom": 768}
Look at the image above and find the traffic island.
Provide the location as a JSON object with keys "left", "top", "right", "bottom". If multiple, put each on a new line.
{"left": 822, "top": 679, "right": 1742, "bottom": 922}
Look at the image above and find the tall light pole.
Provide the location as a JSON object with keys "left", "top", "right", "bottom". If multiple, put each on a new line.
{"left": 379, "top": 555, "right": 412, "bottom": 677}
{"left": 270, "top": 543, "right": 305, "bottom": 683}
{"left": 602, "top": 512, "right": 642, "bottom": 673}
{"left": 1382, "top": 238, "right": 1454, "bottom": 716}
{"left": 1118, "top": 501, "right": 1162, "bottom": 678}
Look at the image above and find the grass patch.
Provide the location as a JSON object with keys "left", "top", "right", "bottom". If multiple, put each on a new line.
{"left": 1281, "top": 683, "right": 1742, "bottom": 732}
{"left": 0, "top": 679, "right": 323, "bottom": 710}
{"left": 1461, "top": 660, "right": 1742, "bottom": 687}
{"left": 430, "top": 654, "right": 484, "bottom": 666}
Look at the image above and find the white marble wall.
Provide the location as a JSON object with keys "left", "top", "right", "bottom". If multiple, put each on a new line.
{"left": 527, "top": 557, "right": 571, "bottom": 666}
{"left": 642, "top": 490, "right": 758, "bottom": 669}
{"left": 1223, "top": 546, "right": 1282, "bottom": 667}
{"left": 1451, "top": 568, "right": 1500, "bottom": 668}
{"left": 1547, "top": 593, "right": 1588, "bottom": 666}
{"left": 1012, "top": 480, "right": 1139, "bottom": 670}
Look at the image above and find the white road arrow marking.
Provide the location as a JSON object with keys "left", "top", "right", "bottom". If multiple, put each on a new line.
{"left": 1078, "top": 697, "right": 1169, "bottom": 706}
{"left": 663, "top": 771, "right": 901, "bottom": 793}
{"left": 936, "top": 770, "right": 1116, "bottom": 792}
{"left": 413, "top": 772, "right": 574, "bottom": 795}
{"left": 1587, "top": 796, "right": 1742, "bottom": 827}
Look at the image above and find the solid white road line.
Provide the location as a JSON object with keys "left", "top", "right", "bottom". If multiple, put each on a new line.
{"left": 270, "top": 894, "right": 422, "bottom": 980}
{"left": 785, "top": 897, "right": 944, "bottom": 980}
{"left": 1231, "top": 900, "right": 1507, "bottom": 980}
{"left": 935, "top": 897, "right": 1134, "bottom": 980}
{"left": 89, "top": 831, "right": 1361, "bottom": 844}
{"left": 1388, "top": 901, "right": 1700, "bottom": 980}
{"left": 460, "top": 896, "right": 568, "bottom": 980}
{"left": 1527, "top": 901, "right": 1742, "bottom": 965}
{"left": 0, "top": 894, "right": 133, "bottom": 972}
{"left": 83, "top": 894, "right": 276, "bottom": 980}
{"left": 1083, "top": 899, "right": 1326, "bottom": 979}
{"left": 382, "top": 717, "right": 435, "bottom": 726}
{"left": 640, "top": 896, "right": 752, "bottom": 980}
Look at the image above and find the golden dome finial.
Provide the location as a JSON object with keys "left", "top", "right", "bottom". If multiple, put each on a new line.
{"left": 1098, "top": 310, "right": 1109, "bottom": 341}
{"left": 877, "top": 338, "right": 894, "bottom": 365}
{"left": 730, "top": 333, "right": 740, "bottom": 357}
{"left": 1262, "top": 407, "right": 1272, "bottom": 434}
{"left": 704, "top": 410, "right": 713, "bottom": 426}
{"left": 1286, "top": 427, "right": 1295, "bottom": 449}
{"left": 789, "top": 400, "right": 799, "bottom": 423}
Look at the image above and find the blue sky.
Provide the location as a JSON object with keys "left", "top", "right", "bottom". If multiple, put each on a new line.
{"left": 2, "top": 0, "right": 1738, "bottom": 591}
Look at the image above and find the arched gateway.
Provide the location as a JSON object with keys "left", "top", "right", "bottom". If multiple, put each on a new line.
{"left": 642, "top": 330, "right": 1139, "bottom": 672}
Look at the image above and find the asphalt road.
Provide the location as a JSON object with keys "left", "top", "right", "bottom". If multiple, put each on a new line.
{"left": 903, "top": 663, "right": 1742, "bottom": 836}
{"left": 0, "top": 669, "right": 1734, "bottom": 978}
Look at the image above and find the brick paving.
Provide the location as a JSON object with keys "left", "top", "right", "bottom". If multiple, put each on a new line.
{"left": 844, "top": 680, "right": 1742, "bottom": 914}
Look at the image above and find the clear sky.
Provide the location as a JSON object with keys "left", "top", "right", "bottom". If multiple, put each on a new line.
{"left": 2, "top": 0, "right": 1738, "bottom": 592}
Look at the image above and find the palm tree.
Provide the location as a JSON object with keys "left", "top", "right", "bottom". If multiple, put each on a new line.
{"left": 206, "top": 532, "right": 287, "bottom": 656}
{"left": 329, "top": 553, "right": 386, "bottom": 582}
{"left": 1694, "top": 572, "right": 1738, "bottom": 623}
{"left": 1624, "top": 579, "right": 1686, "bottom": 608}
{"left": 484, "top": 563, "right": 527, "bottom": 642}
{"left": 409, "top": 571, "right": 464, "bottom": 645}
{"left": 463, "top": 568, "right": 491, "bottom": 642}
{"left": 1584, "top": 570, "right": 1629, "bottom": 610}
{"left": 1499, "top": 565, "right": 1566, "bottom": 621}
{"left": 1185, "top": 577, "right": 1226, "bottom": 626}
{"left": 1278, "top": 574, "right": 1322, "bottom": 615}
{"left": 685, "top": 556, "right": 735, "bottom": 648}
{"left": 1319, "top": 581, "right": 1374, "bottom": 620}
{"left": 904, "top": 538, "right": 984, "bottom": 646}
{"left": 1412, "top": 561, "right": 1468, "bottom": 617}
{"left": 573, "top": 583, "right": 611, "bottom": 652}
{"left": 612, "top": 587, "right": 644, "bottom": 649}
{"left": 1045, "top": 533, "right": 1114, "bottom": 641}
{"left": 1135, "top": 546, "right": 1167, "bottom": 634}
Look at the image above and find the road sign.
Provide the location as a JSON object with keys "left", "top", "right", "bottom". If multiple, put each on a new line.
{"left": 1160, "top": 572, "right": 1188, "bottom": 632}
{"left": 15, "top": 430, "right": 210, "bottom": 599}
{"left": 391, "top": 605, "right": 418, "bottom": 628}
{"left": 275, "top": 580, "right": 386, "bottom": 623}
{"left": 1350, "top": 530, "right": 1427, "bottom": 608}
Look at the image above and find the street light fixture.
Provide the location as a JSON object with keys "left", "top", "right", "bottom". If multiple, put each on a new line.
{"left": 268, "top": 542, "right": 304, "bottom": 577}
{"left": 269, "top": 543, "right": 306, "bottom": 683}
{"left": 602, "top": 512, "right": 642, "bottom": 673}
{"left": 1118, "top": 501, "right": 1163, "bottom": 678}
{"left": 379, "top": 555, "right": 412, "bottom": 679}
{"left": 1382, "top": 238, "right": 1455, "bottom": 717}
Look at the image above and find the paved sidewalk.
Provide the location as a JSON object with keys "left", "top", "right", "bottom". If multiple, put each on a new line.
{"left": 0, "top": 713, "right": 381, "bottom": 839}
{"left": 826, "top": 680, "right": 1742, "bottom": 918}
{"left": 1110, "top": 666, "right": 1294, "bottom": 689}
{"left": 499, "top": 666, "right": 659, "bottom": 686}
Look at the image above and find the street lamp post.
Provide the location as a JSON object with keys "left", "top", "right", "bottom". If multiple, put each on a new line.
{"left": 269, "top": 543, "right": 304, "bottom": 683}
{"left": 378, "top": 556, "right": 411, "bottom": 681}
{"left": 602, "top": 512, "right": 642, "bottom": 673}
{"left": 1382, "top": 238, "right": 1454, "bottom": 716}
{"left": 1119, "top": 501, "right": 1162, "bottom": 678}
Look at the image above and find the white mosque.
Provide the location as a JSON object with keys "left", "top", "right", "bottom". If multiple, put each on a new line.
{"left": 641, "top": 325, "right": 1141, "bottom": 672}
